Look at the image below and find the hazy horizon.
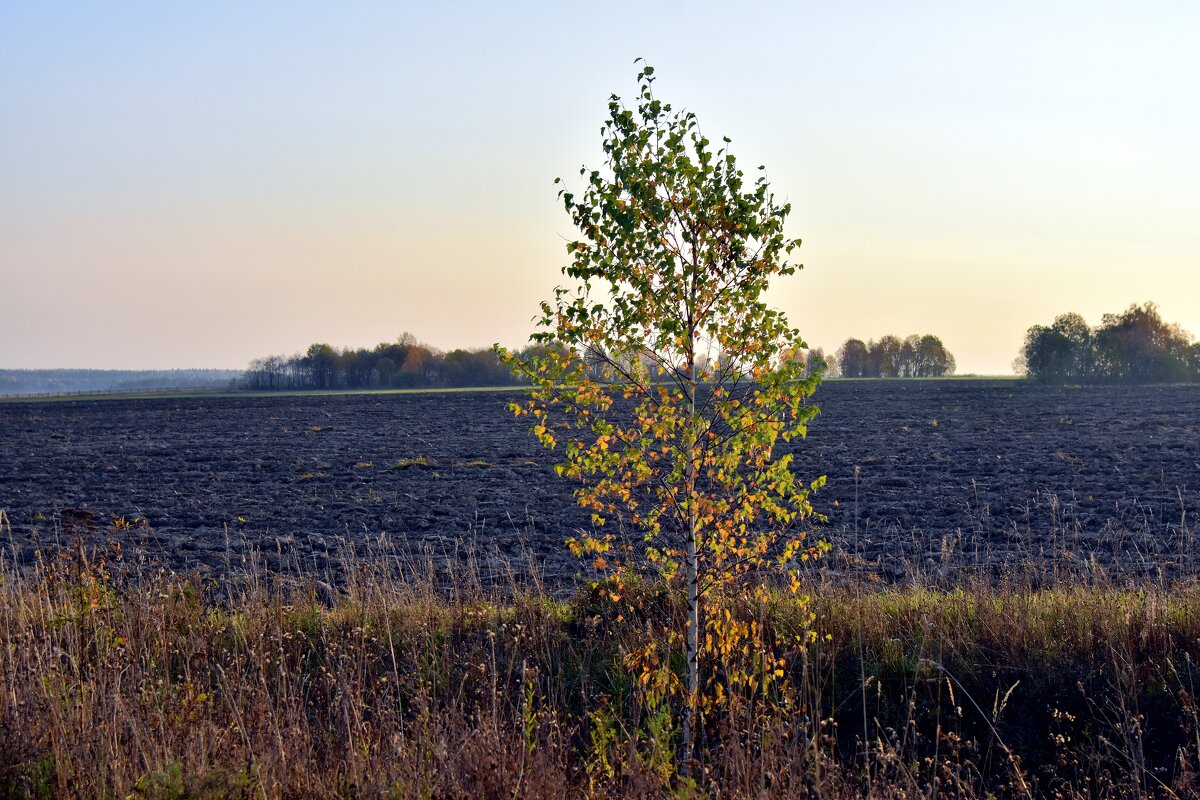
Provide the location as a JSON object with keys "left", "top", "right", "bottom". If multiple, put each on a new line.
{"left": 3, "top": 3, "right": 1198, "bottom": 374}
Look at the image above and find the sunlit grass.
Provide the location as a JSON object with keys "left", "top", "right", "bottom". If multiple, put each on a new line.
{"left": 1, "top": 536, "right": 1197, "bottom": 798}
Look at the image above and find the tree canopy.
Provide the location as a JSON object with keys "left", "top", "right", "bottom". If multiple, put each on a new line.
{"left": 1019, "top": 303, "right": 1200, "bottom": 384}
{"left": 499, "top": 62, "right": 824, "bottom": 772}
{"left": 244, "top": 335, "right": 521, "bottom": 391}
{"left": 833, "top": 334, "right": 956, "bottom": 378}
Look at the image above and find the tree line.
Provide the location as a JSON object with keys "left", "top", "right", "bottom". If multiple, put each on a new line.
{"left": 244, "top": 334, "right": 526, "bottom": 391}
{"left": 0, "top": 369, "right": 243, "bottom": 396}
{"left": 1018, "top": 302, "right": 1200, "bottom": 384}
{"left": 243, "top": 302, "right": 1198, "bottom": 391}
{"left": 831, "top": 334, "right": 956, "bottom": 378}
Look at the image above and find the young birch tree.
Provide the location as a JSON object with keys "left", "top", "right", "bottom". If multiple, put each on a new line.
{"left": 499, "top": 63, "right": 825, "bottom": 772}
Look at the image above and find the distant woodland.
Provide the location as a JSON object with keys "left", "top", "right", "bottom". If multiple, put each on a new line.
{"left": 245, "top": 333, "right": 958, "bottom": 390}
{"left": 830, "top": 334, "right": 956, "bottom": 378}
{"left": 244, "top": 335, "right": 521, "bottom": 390}
{"left": 14, "top": 305, "right": 1192, "bottom": 396}
{"left": 1018, "top": 302, "right": 1200, "bottom": 384}
{"left": 0, "top": 369, "right": 243, "bottom": 396}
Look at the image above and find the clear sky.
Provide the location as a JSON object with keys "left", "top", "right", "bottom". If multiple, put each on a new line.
{"left": 2, "top": 2, "right": 1197, "bottom": 374}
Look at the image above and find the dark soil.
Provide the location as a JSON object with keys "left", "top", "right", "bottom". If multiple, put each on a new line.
{"left": 1, "top": 381, "right": 1197, "bottom": 586}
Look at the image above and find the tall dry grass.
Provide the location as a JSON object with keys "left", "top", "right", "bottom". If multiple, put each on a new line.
{"left": 1, "top": 531, "right": 1199, "bottom": 798}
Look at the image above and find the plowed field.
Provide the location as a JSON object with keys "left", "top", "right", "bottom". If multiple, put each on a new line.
{"left": 2, "top": 381, "right": 1197, "bottom": 586}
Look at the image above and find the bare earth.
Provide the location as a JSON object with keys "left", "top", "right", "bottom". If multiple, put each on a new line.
{"left": 1, "top": 381, "right": 1197, "bottom": 587}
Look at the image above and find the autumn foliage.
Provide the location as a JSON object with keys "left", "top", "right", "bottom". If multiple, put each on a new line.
{"left": 499, "top": 63, "right": 826, "bottom": 772}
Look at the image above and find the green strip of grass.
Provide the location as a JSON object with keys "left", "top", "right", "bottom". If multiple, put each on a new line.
{"left": 0, "top": 384, "right": 531, "bottom": 404}
{"left": 1, "top": 377, "right": 1038, "bottom": 405}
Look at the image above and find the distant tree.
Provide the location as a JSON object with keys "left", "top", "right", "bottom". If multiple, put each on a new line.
{"left": 245, "top": 358, "right": 271, "bottom": 390}
{"left": 260, "top": 355, "right": 286, "bottom": 389}
{"left": 870, "top": 335, "right": 903, "bottom": 378}
{"left": 304, "top": 344, "right": 338, "bottom": 389}
{"left": 373, "top": 356, "right": 398, "bottom": 387}
{"left": 246, "top": 335, "right": 529, "bottom": 392}
{"left": 1021, "top": 325, "right": 1073, "bottom": 383}
{"left": 898, "top": 335, "right": 920, "bottom": 377}
{"left": 337, "top": 349, "right": 366, "bottom": 389}
{"left": 375, "top": 340, "right": 412, "bottom": 387}
{"left": 1051, "top": 313, "right": 1093, "bottom": 381}
{"left": 1094, "top": 302, "right": 1193, "bottom": 383}
{"left": 1021, "top": 303, "right": 1198, "bottom": 384}
{"left": 835, "top": 334, "right": 954, "bottom": 378}
{"left": 914, "top": 334, "right": 955, "bottom": 377}
{"left": 806, "top": 346, "right": 832, "bottom": 377}
{"left": 398, "top": 347, "right": 429, "bottom": 387}
{"left": 1021, "top": 312, "right": 1093, "bottom": 383}
{"left": 443, "top": 348, "right": 510, "bottom": 387}
{"left": 836, "top": 338, "right": 870, "bottom": 378}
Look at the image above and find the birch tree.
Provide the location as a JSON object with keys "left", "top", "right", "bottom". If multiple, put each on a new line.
{"left": 499, "top": 62, "right": 825, "bottom": 774}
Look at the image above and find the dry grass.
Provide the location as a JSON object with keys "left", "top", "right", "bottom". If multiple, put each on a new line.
{"left": 389, "top": 457, "right": 436, "bottom": 470}
{"left": 1, "top": 537, "right": 1199, "bottom": 798}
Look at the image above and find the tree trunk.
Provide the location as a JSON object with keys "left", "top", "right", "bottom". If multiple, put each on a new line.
{"left": 682, "top": 318, "right": 699, "bottom": 776}
{"left": 683, "top": 517, "right": 699, "bottom": 774}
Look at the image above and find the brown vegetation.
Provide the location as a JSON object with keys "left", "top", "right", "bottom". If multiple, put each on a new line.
{"left": 2, "top": 537, "right": 1198, "bottom": 798}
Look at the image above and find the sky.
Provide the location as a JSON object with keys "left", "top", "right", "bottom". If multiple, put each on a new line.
{"left": 2, "top": 2, "right": 1198, "bottom": 374}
